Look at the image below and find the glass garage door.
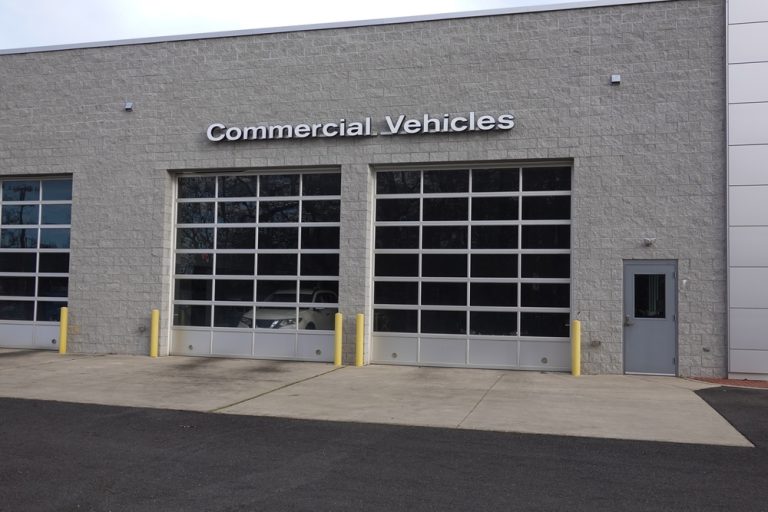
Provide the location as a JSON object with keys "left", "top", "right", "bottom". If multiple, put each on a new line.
{"left": 372, "top": 166, "right": 571, "bottom": 370}
{"left": 171, "top": 171, "right": 340, "bottom": 361}
{"left": 0, "top": 178, "right": 72, "bottom": 350}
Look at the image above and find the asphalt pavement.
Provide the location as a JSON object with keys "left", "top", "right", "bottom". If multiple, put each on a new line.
{"left": 1, "top": 394, "right": 767, "bottom": 512}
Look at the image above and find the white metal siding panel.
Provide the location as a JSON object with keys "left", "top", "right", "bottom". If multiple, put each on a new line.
{"left": 729, "top": 146, "right": 768, "bottom": 185}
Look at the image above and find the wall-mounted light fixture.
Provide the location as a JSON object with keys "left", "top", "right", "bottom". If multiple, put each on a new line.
{"left": 610, "top": 74, "right": 621, "bottom": 85}
{"left": 642, "top": 237, "right": 656, "bottom": 247}
{"left": 124, "top": 101, "right": 134, "bottom": 112}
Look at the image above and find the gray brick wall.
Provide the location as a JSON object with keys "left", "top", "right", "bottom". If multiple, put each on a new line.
{"left": 0, "top": 0, "right": 726, "bottom": 375}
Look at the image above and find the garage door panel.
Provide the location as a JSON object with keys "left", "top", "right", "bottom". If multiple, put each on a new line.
{"left": 372, "top": 166, "right": 571, "bottom": 370}
{"left": 371, "top": 336, "right": 419, "bottom": 364}
{"left": 172, "top": 171, "right": 340, "bottom": 361}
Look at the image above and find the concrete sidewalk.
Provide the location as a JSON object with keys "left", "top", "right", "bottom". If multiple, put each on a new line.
{"left": 0, "top": 349, "right": 751, "bottom": 447}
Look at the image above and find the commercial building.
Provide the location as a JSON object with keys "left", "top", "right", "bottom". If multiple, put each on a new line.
{"left": 0, "top": 0, "right": 765, "bottom": 378}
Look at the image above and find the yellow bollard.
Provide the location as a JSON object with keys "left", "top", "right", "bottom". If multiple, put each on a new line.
{"left": 334, "top": 312, "right": 343, "bottom": 366}
{"left": 150, "top": 309, "right": 160, "bottom": 358}
{"left": 571, "top": 319, "right": 581, "bottom": 376}
{"left": 355, "top": 313, "right": 364, "bottom": 367}
{"left": 58, "top": 307, "right": 68, "bottom": 354}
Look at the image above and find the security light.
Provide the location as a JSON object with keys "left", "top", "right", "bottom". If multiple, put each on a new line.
{"left": 124, "top": 101, "right": 134, "bottom": 112}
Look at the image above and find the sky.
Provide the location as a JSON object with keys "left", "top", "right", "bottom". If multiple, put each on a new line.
{"left": 0, "top": 0, "right": 579, "bottom": 50}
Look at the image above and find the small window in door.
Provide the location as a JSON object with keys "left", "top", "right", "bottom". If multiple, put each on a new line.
{"left": 634, "top": 274, "right": 665, "bottom": 318}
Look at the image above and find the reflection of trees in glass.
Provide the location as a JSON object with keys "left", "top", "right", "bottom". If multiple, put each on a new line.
{"left": 176, "top": 228, "right": 213, "bottom": 249}
{"left": 219, "top": 176, "right": 257, "bottom": 197}
{"left": 2, "top": 205, "right": 38, "bottom": 225}
{"left": 178, "top": 177, "right": 215, "bottom": 198}
{"left": 261, "top": 175, "right": 299, "bottom": 196}
{"left": 2, "top": 181, "right": 40, "bottom": 201}
{"left": 302, "top": 174, "right": 341, "bottom": 196}
{"left": 218, "top": 202, "right": 256, "bottom": 223}
{"left": 217, "top": 228, "right": 255, "bottom": 249}
{"left": 1, "top": 229, "right": 37, "bottom": 248}
{"left": 377, "top": 171, "right": 420, "bottom": 194}
{"left": 259, "top": 201, "right": 298, "bottom": 223}
{"left": 258, "top": 228, "right": 298, "bottom": 249}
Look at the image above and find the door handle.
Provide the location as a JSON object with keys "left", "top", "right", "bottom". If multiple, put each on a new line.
{"left": 624, "top": 315, "right": 634, "bottom": 327}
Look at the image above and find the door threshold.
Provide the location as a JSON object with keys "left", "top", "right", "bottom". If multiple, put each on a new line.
{"left": 625, "top": 371, "right": 676, "bottom": 377}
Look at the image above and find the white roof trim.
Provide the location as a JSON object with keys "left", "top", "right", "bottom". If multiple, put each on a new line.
{"left": 0, "top": 0, "right": 671, "bottom": 55}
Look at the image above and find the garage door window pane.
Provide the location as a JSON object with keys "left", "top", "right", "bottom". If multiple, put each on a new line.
{"left": 422, "top": 254, "right": 467, "bottom": 277}
{"left": 258, "top": 254, "right": 297, "bottom": 275}
{"left": 303, "top": 174, "right": 341, "bottom": 196}
{"left": 175, "top": 279, "right": 212, "bottom": 301}
{"left": 375, "top": 282, "right": 418, "bottom": 305}
{"left": 424, "top": 170, "right": 468, "bottom": 193}
{"left": 0, "top": 277, "right": 36, "bottom": 296}
{"left": 375, "top": 254, "right": 418, "bottom": 277}
{"left": 39, "top": 253, "right": 70, "bottom": 274}
{"left": 176, "top": 228, "right": 213, "bottom": 249}
{"left": 41, "top": 204, "right": 71, "bottom": 225}
{"left": 37, "top": 301, "right": 67, "bottom": 322}
{"left": 2, "top": 181, "right": 40, "bottom": 201}
{"left": 421, "top": 310, "right": 467, "bottom": 334}
{"left": 178, "top": 177, "right": 215, "bottom": 199}
{"left": 1, "top": 228, "right": 38, "bottom": 248}
{"left": 217, "top": 228, "right": 255, "bottom": 249}
{"left": 523, "top": 167, "right": 571, "bottom": 191}
{"left": 260, "top": 201, "right": 299, "bottom": 223}
{"left": 299, "top": 281, "right": 339, "bottom": 298}
{"left": 0, "top": 300, "right": 34, "bottom": 320}
{"left": 472, "top": 169, "right": 519, "bottom": 192}
{"left": 214, "top": 305, "right": 253, "bottom": 327}
{"left": 38, "top": 277, "right": 68, "bottom": 298}
{"left": 471, "top": 283, "right": 517, "bottom": 307}
{"left": 215, "top": 280, "right": 254, "bottom": 301}
{"left": 0, "top": 253, "right": 36, "bottom": 272}
{"left": 302, "top": 200, "right": 340, "bottom": 222}
{"left": 2, "top": 205, "right": 38, "bottom": 225}
{"left": 521, "top": 312, "right": 569, "bottom": 337}
{"left": 376, "top": 199, "right": 419, "bottom": 222}
{"left": 470, "top": 312, "right": 517, "bottom": 336}
{"left": 521, "top": 283, "right": 570, "bottom": 308}
{"left": 301, "top": 227, "right": 339, "bottom": 249}
{"left": 522, "top": 254, "right": 569, "bottom": 278}
{"left": 260, "top": 175, "right": 299, "bottom": 196}
{"left": 300, "top": 254, "right": 339, "bottom": 276}
{"left": 471, "top": 226, "right": 517, "bottom": 249}
{"left": 422, "top": 282, "right": 466, "bottom": 306}
{"left": 377, "top": 171, "right": 420, "bottom": 194}
{"left": 42, "top": 180, "right": 72, "bottom": 200}
{"left": 40, "top": 229, "right": 70, "bottom": 249}
{"left": 471, "top": 254, "right": 517, "bottom": 278}
{"left": 423, "top": 198, "right": 467, "bottom": 221}
{"left": 216, "top": 254, "right": 255, "bottom": 276}
{"left": 258, "top": 281, "right": 297, "bottom": 302}
{"left": 472, "top": 197, "right": 518, "bottom": 221}
{"left": 178, "top": 202, "right": 214, "bottom": 224}
{"left": 374, "top": 309, "right": 417, "bottom": 333}
{"left": 175, "top": 254, "right": 213, "bottom": 275}
{"left": 375, "top": 227, "right": 419, "bottom": 249}
{"left": 423, "top": 226, "right": 467, "bottom": 249}
{"left": 259, "top": 228, "right": 298, "bottom": 249}
{"left": 522, "top": 196, "right": 570, "bottom": 220}
{"left": 522, "top": 225, "right": 569, "bottom": 249}
{"left": 219, "top": 176, "right": 257, "bottom": 198}
{"left": 173, "top": 305, "right": 211, "bottom": 327}
{"left": 218, "top": 202, "right": 256, "bottom": 223}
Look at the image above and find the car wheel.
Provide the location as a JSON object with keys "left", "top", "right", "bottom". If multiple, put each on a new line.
{"left": 305, "top": 323, "right": 316, "bottom": 330}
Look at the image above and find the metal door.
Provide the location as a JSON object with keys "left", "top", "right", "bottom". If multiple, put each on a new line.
{"left": 623, "top": 260, "right": 677, "bottom": 375}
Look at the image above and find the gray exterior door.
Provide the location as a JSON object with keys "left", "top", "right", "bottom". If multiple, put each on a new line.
{"left": 623, "top": 260, "right": 677, "bottom": 375}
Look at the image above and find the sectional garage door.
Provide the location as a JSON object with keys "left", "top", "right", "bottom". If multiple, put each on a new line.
{"left": 170, "top": 171, "right": 340, "bottom": 361}
{"left": 371, "top": 165, "right": 571, "bottom": 370}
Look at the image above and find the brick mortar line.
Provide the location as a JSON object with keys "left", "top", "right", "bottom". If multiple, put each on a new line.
{"left": 208, "top": 366, "right": 343, "bottom": 413}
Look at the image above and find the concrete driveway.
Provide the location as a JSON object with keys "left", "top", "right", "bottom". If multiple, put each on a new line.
{"left": 0, "top": 349, "right": 750, "bottom": 447}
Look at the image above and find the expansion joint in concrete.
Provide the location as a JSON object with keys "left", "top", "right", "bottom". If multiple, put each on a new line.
{"left": 207, "top": 366, "right": 343, "bottom": 413}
